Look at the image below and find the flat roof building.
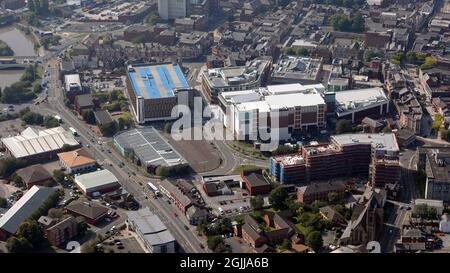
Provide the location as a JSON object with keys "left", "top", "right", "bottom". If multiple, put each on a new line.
{"left": 74, "top": 169, "right": 121, "bottom": 196}
{"left": 0, "top": 186, "right": 56, "bottom": 240}
{"left": 64, "top": 74, "right": 82, "bottom": 99}
{"left": 218, "top": 83, "right": 326, "bottom": 142}
{"left": 114, "top": 127, "right": 186, "bottom": 172}
{"left": 334, "top": 87, "right": 389, "bottom": 123}
{"left": 1, "top": 127, "right": 79, "bottom": 163}
{"left": 270, "top": 133, "right": 400, "bottom": 187}
{"left": 200, "top": 57, "right": 272, "bottom": 102}
{"left": 126, "top": 207, "right": 176, "bottom": 253}
{"left": 125, "top": 63, "right": 194, "bottom": 124}
{"left": 271, "top": 56, "right": 322, "bottom": 85}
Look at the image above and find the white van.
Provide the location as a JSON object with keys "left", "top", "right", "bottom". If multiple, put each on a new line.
{"left": 218, "top": 207, "right": 224, "bottom": 215}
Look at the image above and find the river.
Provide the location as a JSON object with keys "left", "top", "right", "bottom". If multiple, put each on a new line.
{"left": 0, "top": 26, "right": 37, "bottom": 89}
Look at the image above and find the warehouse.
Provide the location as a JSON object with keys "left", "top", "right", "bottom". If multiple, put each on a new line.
{"left": 0, "top": 186, "right": 56, "bottom": 240}
{"left": 74, "top": 169, "right": 121, "bottom": 196}
{"left": 114, "top": 127, "right": 187, "bottom": 172}
{"left": 1, "top": 127, "right": 79, "bottom": 163}
{"left": 126, "top": 207, "right": 176, "bottom": 253}
{"left": 125, "top": 63, "right": 194, "bottom": 124}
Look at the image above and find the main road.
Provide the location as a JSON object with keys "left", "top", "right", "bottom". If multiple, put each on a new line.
{"left": 37, "top": 56, "right": 208, "bottom": 253}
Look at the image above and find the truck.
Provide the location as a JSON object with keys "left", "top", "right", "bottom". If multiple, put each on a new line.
{"left": 69, "top": 127, "right": 78, "bottom": 136}
{"left": 147, "top": 182, "right": 161, "bottom": 197}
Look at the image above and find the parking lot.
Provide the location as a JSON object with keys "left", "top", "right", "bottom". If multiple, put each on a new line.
{"left": 194, "top": 182, "right": 252, "bottom": 217}
{"left": 100, "top": 232, "right": 145, "bottom": 253}
{"left": 0, "top": 116, "right": 26, "bottom": 139}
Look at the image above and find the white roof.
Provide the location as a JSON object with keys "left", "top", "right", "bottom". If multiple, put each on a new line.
{"left": 265, "top": 92, "right": 325, "bottom": 109}
{"left": 127, "top": 207, "right": 175, "bottom": 247}
{"left": 0, "top": 186, "right": 56, "bottom": 234}
{"left": 74, "top": 169, "right": 119, "bottom": 192}
{"left": 266, "top": 83, "right": 325, "bottom": 95}
{"left": 1, "top": 127, "right": 79, "bottom": 159}
{"left": 332, "top": 133, "right": 399, "bottom": 152}
{"left": 335, "top": 87, "right": 387, "bottom": 104}
{"left": 235, "top": 100, "right": 270, "bottom": 112}
{"left": 64, "top": 74, "right": 81, "bottom": 85}
{"left": 292, "top": 39, "right": 317, "bottom": 48}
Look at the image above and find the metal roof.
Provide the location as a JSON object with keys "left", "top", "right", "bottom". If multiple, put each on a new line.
{"left": 114, "top": 127, "right": 186, "bottom": 167}
{"left": 0, "top": 186, "right": 56, "bottom": 234}
{"left": 74, "top": 169, "right": 119, "bottom": 193}
{"left": 1, "top": 127, "right": 79, "bottom": 159}
{"left": 126, "top": 207, "right": 175, "bottom": 246}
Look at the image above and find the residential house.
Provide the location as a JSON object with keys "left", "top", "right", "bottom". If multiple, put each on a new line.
{"left": 15, "top": 164, "right": 53, "bottom": 189}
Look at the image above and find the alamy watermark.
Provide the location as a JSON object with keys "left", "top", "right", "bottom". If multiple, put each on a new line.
{"left": 170, "top": 96, "right": 281, "bottom": 151}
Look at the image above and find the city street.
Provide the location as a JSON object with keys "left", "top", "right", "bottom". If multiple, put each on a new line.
{"left": 35, "top": 56, "right": 208, "bottom": 253}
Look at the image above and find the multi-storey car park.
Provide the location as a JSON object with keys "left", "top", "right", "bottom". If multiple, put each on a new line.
{"left": 125, "top": 63, "right": 194, "bottom": 124}
{"left": 270, "top": 133, "right": 400, "bottom": 188}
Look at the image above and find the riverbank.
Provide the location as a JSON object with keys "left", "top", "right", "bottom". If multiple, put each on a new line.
{"left": 0, "top": 26, "right": 39, "bottom": 89}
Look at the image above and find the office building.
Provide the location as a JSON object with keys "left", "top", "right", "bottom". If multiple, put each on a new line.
{"left": 334, "top": 87, "right": 390, "bottom": 123}
{"left": 270, "top": 133, "right": 400, "bottom": 187}
{"left": 219, "top": 83, "right": 326, "bottom": 142}
{"left": 125, "top": 63, "right": 194, "bottom": 124}
{"left": 158, "top": 0, "right": 188, "bottom": 20}
{"left": 200, "top": 57, "right": 272, "bottom": 102}
{"left": 271, "top": 56, "right": 322, "bottom": 85}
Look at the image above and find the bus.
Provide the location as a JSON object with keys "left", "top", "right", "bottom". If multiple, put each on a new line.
{"left": 147, "top": 182, "right": 161, "bottom": 197}
{"left": 69, "top": 127, "right": 78, "bottom": 136}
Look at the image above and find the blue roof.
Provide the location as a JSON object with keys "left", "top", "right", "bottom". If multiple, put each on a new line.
{"left": 128, "top": 63, "right": 189, "bottom": 99}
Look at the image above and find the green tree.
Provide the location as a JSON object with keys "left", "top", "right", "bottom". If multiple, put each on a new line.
{"left": 22, "top": 111, "right": 44, "bottom": 125}
{"left": 279, "top": 238, "right": 292, "bottom": 251}
{"left": 364, "top": 49, "right": 380, "bottom": 62}
{"left": 250, "top": 195, "right": 264, "bottom": 210}
{"left": 100, "top": 121, "right": 118, "bottom": 136}
{"left": 6, "top": 236, "right": 33, "bottom": 253}
{"left": 61, "top": 144, "right": 72, "bottom": 152}
{"left": 12, "top": 174, "right": 23, "bottom": 187}
{"left": 0, "top": 158, "right": 26, "bottom": 178}
{"left": 335, "top": 119, "right": 352, "bottom": 134}
{"left": 328, "top": 192, "right": 338, "bottom": 203}
{"left": 47, "top": 208, "right": 64, "bottom": 219}
{"left": 44, "top": 116, "right": 59, "bottom": 128}
{"left": 82, "top": 110, "right": 95, "bottom": 124}
{"left": 269, "top": 186, "right": 288, "bottom": 211}
{"left": 306, "top": 231, "right": 323, "bottom": 252}
{"left": 16, "top": 220, "right": 45, "bottom": 249}
{"left": 432, "top": 114, "right": 443, "bottom": 131}
{"left": 196, "top": 219, "right": 208, "bottom": 236}
{"left": 0, "top": 197, "right": 7, "bottom": 208}
{"left": 0, "top": 40, "right": 14, "bottom": 56}
{"left": 76, "top": 216, "right": 89, "bottom": 236}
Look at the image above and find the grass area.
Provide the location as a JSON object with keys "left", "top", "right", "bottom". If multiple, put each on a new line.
{"left": 228, "top": 141, "right": 268, "bottom": 160}
{"left": 232, "top": 165, "right": 266, "bottom": 174}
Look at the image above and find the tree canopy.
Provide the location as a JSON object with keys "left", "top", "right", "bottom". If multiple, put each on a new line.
{"left": 269, "top": 186, "right": 288, "bottom": 211}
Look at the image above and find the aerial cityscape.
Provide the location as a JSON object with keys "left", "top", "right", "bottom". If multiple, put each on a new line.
{"left": 0, "top": 0, "right": 450, "bottom": 256}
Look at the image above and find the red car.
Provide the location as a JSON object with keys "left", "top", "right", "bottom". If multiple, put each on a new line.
{"left": 172, "top": 211, "right": 178, "bottom": 217}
